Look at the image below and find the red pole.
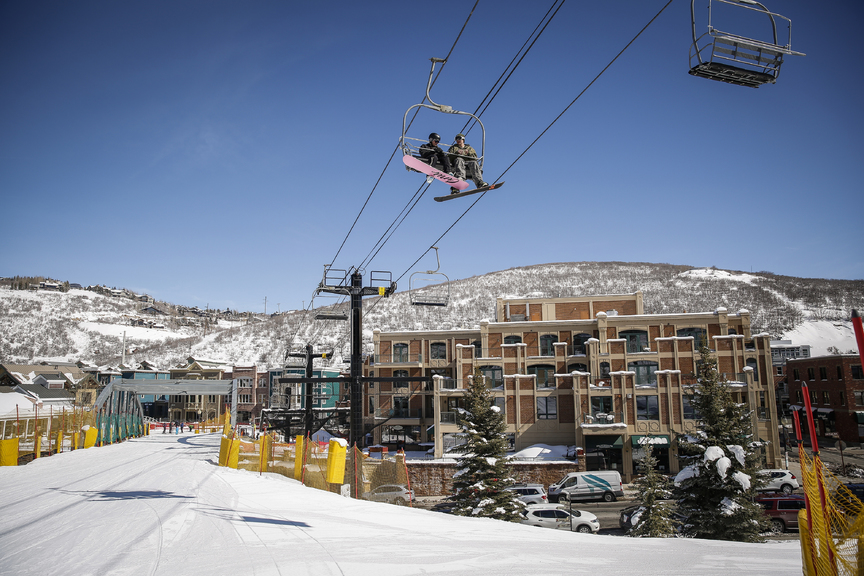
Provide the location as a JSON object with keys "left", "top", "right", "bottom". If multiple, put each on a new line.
{"left": 852, "top": 309, "right": 864, "bottom": 366}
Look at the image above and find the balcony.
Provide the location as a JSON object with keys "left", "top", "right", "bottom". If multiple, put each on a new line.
{"left": 582, "top": 412, "right": 625, "bottom": 427}
{"left": 374, "top": 353, "right": 423, "bottom": 365}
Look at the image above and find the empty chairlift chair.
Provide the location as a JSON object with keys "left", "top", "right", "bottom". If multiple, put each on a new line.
{"left": 409, "top": 247, "right": 450, "bottom": 307}
{"left": 689, "top": 0, "right": 804, "bottom": 88}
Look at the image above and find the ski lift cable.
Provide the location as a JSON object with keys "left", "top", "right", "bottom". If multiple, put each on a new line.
{"left": 358, "top": 180, "right": 431, "bottom": 271}
{"left": 362, "top": 1, "right": 568, "bottom": 274}
{"left": 325, "top": 1, "right": 481, "bottom": 271}
{"left": 389, "top": 0, "right": 676, "bottom": 289}
{"left": 459, "top": 0, "right": 567, "bottom": 139}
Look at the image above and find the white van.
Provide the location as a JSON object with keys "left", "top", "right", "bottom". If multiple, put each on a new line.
{"left": 549, "top": 471, "right": 624, "bottom": 503}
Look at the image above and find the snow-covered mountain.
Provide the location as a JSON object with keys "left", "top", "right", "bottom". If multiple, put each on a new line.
{"left": 1, "top": 262, "right": 861, "bottom": 370}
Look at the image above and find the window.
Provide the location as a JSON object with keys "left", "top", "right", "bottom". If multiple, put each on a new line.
{"left": 810, "top": 390, "right": 817, "bottom": 404}
{"left": 808, "top": 367, "right": 815, "bottom": 381}
{"left": 820, "top": 367, "right": 828, "bottom": 380}
{"left": 682, "top": 395, "right": 700, "bottom": 420}
{"left": 823, "top": 391, "right": 831, "bottom": 405}
{"left": 796, "top": 390, "right": 803, "bottom": 403}
{"left": 504, "top": 335, "right": 522, "bottom": 345}
{"left": 492, "top": 396, "right": 506, "bottom": 414}
{"left": 394, "top": 369, "right": 409, "bottom": 389}
{"left": 629, "top": 360, "right": 659, "bottom": 386}
{"left": 572, "top": 333, "right": 591, "bottom": 355}
{"left": 540, "top": 334, "right": 558, "bottom": 356}
{"left": 529, "top": 364, "right": 556, "bottom": 388}
{"left": 239, "top": 394, "right": 251, "bottom": 404}
{"left": 472, "top": 340, "right": 483, "bottom": 357}
{"left": 568, "top": 363, "right": 588, "bottom": 373}
{"left": 677, "top": 327, "right": 708, "bottom": 349}
{"left": 392, "top": 343, "right": 409, "bottom": 363}
{"left": 537, "top": 396, "right": 557, "bottom": 419}
{"left": 853, "top": 365, "right": 864, "bottom": 380}
{"left": 776, "top": 366, "right": 783, "bottom": 376}
{"left": 838, "top": 365, "right": 844, "bottom": 380}
{"left": 479, "top": 365, "right": 503, "bottom": 388}
{"left": 620, "top": 330, "right": 649, "bottom": 353}
{"left": 840, "top": 392, "right": 846, "bottom": 406}
{"left": 855, "top": 391, "right": 864, "bottom": 406}
{"left": 393, "top": 396, "right": 410, "bottom": 418}
{"left": 369, "top": 396, "right": 375, "bottom": 415}
{"left": 637, "top": 396, "right": 659, "bottom": 420}
{"left": 591, "top": 396, "right": 613, "bottom": 416}
{"left": 430, "top": 342, "right": 447, "bottom": 360}
{"left": 599, "top": 362, "right": 611, "bottom": 379}
{"left": 746, "top": 358, "right": 759, "bottom": 381}
{"left": 793, "top": 368, "right": 800, "bottom": 381}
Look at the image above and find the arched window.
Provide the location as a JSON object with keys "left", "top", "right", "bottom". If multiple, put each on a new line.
{"left": 677, "top": 327, "right": 708, "bottom": 349}
{"left": 504, "top": 335, "right": 522, "bottom": 345}
{"left": 628, "top": 360, "right": 659, "bottom": 386}
{"left": 619, "top": 330, "right": 649, "bottom": 353}
{"left": 540, "top": 334, "right": 558, "bottom": 356}
{"left": 572, "top": 333, "right": 591, "bottom": 355}
{"left": 568, "top": 362, "right": 588, "bottom": 373}
{"left": 430, "top": 342, "right": 447, "bottom": 360}
{"left": 393, "top": 343, "right": 408, "bottom": 363}
{"left": 529, "top": 364, "right": 556, "bottom": 389}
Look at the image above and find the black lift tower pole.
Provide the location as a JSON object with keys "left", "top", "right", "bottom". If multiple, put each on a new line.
{"left": 316, "top": 267, "right": 395, "bottom": 448}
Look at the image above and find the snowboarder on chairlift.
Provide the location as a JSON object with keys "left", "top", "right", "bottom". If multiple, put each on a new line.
{"left": 419, "top": 133, "right": 453, "bottom": 176}
{"left": 447, "top": 133, "right": 487, "bottom": 194}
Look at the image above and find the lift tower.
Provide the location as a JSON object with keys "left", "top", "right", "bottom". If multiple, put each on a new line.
{"left": 316, "top": 267, "right": 395, "bottom": 447}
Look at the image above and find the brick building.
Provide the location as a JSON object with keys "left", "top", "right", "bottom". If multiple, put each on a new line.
{"left": 363, "top": 292, "right": 781, "bottom": 481}
{"left": 787, "top": 354, "right": 864, "bottom": 445}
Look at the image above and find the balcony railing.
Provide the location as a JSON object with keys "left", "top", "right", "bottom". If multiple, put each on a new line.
{"left": 440, "top": 411, "right": 457, "bottom": 424}
{"left": 374, "top": 353, "right": 424, "bottom": 364}
{"left": 582, "top": 412, "right": 623, "bottom": 425}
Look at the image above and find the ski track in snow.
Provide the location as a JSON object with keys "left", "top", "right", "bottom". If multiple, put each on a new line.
{"left": 0, "top": 433, "right": 803, "bottom": 576}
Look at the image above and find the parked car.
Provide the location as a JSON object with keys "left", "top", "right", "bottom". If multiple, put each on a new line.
{"left": 831, "top": 483, "right": 864, "bottom": 515}
{"left": 756, "top": 469, "right": 799, "bottom": 494}
{"left": 520, "top": 504, "right": 599, "bottom": 533}
{"left": 549, "top": 471, "right": 624, "bottom": 503}
{"left": 363, "top": 484, "right": 414, "bottom": 505}
{"left": 756, "top": 494, "right": 806, "bottom": 533}
{"left": 505, "top": 483, "right": 548, "bottom": 505}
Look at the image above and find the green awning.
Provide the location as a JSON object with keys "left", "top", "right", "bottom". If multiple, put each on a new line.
{"left": 585, "top": 435, "right": 623, "bottom": 450}
{"left": 631, "top": 435, "right": 671, "bottom": 447}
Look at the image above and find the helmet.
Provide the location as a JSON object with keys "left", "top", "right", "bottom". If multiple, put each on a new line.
{"left": 455, "top": 133, "right": 465, "bottom": 140}
{"left": 429, "top": 133, "right": 441, "bottom": 142}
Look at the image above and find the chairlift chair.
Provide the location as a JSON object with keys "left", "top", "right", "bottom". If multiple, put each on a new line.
{"left": 400, "top": 58, "right": 486, "bottom": 178}
{"left": 409, "top": 247, "right": 450, "bottom": 307}
{"left": 689, "top": 0, "right": 804, "bottom": 88}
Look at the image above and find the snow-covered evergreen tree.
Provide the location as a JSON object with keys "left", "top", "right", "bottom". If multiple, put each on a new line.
{"left": 450, "top": 370, "right": 523, "bottom": 521}
{"left": 629, "top": 439, "right": 677, "bottom": 538}
{"left": 673, "top": 344, "right": 770, "bottom": 541}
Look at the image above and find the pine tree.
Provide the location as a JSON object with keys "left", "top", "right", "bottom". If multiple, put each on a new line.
{"left": 450, "top": 370, "right": 523, "bottom": 521}
{"left": 673, "top": 343, "right": 770, "bottom": 541}
{"left": 629, "top": 439, "right": 677, "bottom": 537}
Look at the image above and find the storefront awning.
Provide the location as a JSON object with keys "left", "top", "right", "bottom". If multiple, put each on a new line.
{"left": 631, "top": 435, "right": 670, "bottom": 447}
{"left": 585, "top": 435, "right": 623, "bottom": 450}
{"left": 856, "top": 412, "right": 864, "bottom": 424}
{"left": 790, "top": 405, "right": 816, "bottom": 412}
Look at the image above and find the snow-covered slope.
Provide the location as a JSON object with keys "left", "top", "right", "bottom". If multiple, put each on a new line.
{"left": 1, "top": 262, "right": 861, "bottom": 369}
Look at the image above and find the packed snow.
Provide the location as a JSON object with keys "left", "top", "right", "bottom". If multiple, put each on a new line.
{"left": 0, "top": 433, "right": 802, "bottom": 575}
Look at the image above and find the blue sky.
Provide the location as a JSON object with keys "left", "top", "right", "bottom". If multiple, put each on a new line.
{"left": 2, "top": 0, "right": 861, "bottom": 313}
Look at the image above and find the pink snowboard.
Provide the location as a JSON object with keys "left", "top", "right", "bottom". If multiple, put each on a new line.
{"left": 402, "top": 155, "right": 469, "bottom": 191}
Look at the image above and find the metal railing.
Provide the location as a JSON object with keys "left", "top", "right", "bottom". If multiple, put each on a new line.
{"left": 440, "top": 411, "right": 457, "bottom": 424}
{"left": 582, "top": 412, "right": 623, "bottom": 425}
{"left": 374, "top": 353, "right": 424, "bottom": 364}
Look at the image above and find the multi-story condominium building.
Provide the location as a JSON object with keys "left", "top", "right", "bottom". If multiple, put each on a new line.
{"left": 771, "top": 340, "right": 812, "bottom": 419}
{"left": 787, "top": 354, "right": 864, "bottom": 444}
{"left": 168, "top": 357, "right": 231, "bottom": 422}
{"left": 363, "top": 292, "right": 780, "bottom": 481}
